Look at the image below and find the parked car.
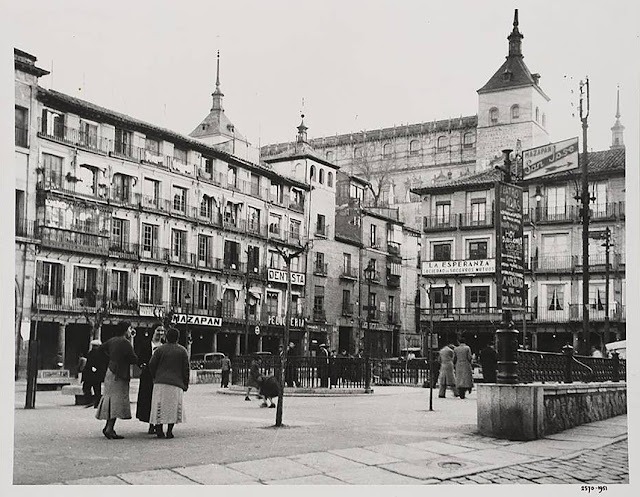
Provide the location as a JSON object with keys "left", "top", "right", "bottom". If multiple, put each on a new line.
{"left": 190, "top": 352, "right": 226, "bottom": 370}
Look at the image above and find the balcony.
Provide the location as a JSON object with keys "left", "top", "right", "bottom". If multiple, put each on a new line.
{"left": 341, "top": 303, "right": 354, "bottom": 316}
{"left": 109, "top": 242, "right": 139, "bottom": 260}
{"left": 386, "top": 273, "right": 401, "bottom": 288}
{"left": 289, "top": 199, "right": 305, "bottom": 213}
{"left": 137, "top": 244, "right": 168, "bottom": 262}
{"left": 530, "top": 206, "right": 579, "bottom": 224}
{"left": 420, "top": 306, "right": 534, "bottom": 322}
{"left": 247, "top": 221, "right": 267, "bottom": 237}
{"left": 110, "top": 296, "right": 140, "bottom": 315}
{"left": 315, "top": 224, "right": 329, "bottom": 238}
{"left": 15, "top": 219, "right": 39, "bottom": 239}
{"left": 568, "top": 304, "right": 626, "bottom": 322}
{"left": 112, "top": 141, "right": 145, "bottom": 162}
{"left": 33, "top": 292, "right": 108, "bottom": 313}
{"left": 370, "top": 237, "right": 384, "bottom": 250}
{"left": 15, "top": 126, "right": 28, "bottom": 147}
{"left": 196, "top": 257, "right": 223, "bottom": 271}
{"left": 223, "top": 260, "right": 245, "bottom": 274}
{"left": 312, "top": 308, "right": 327, "bottom": 322}
{"left": 38, "top": 119, "right": 110, "bottom": 154}
{"left": 193, "top": 207, "right": 223, "bottom": 228}
{"left": 137, "top": 193, "right": 167, "bottom": 213}
{"left": 590, "top": 201, "right": 625, "bottom": 221}
{"left": 387, "top": 241, "right": 401, "bottom": 256}
{"left": 39, "top": 226, "right": 109, "bottom": 255}
{"left": 423, "top": 214, "right": 457, "bottom": 232}
{"left": 340, "top": 267, "right": 358, "bottom": 280}
{"left": 166, "top": 250, "right": 196, "bottom": 266}
{"left": 313, "top": 262, "right": 328, "bottom": 277}
{"left": 459, "top": 211, "right": 494, "bottom": 229}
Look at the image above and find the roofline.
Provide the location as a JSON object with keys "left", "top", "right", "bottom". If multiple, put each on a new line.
{"left": 477, "top": 82, "right": 550, "bottom": 102}
{"left": 262, "top": 153, "right": 339, "bottom": 170}
{"left": 37, "top": 87, "right": 309, "bottom": 190}
{"left": 14, "top": 49, "right": 50, "bottom": 78}
{"left": 334, "top": 234, "right": 363, "bottom": 248}
{"left": 362, "top": 207, "right": 403, "bottom": 225}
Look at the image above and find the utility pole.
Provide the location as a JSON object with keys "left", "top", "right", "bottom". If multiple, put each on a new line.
{"left": 25, "top": 282, "right": 41, "bottom": 409}
{"left": 580, "top": 77, "right": 591, "bottom": 355}
{"left": 604, "top": 227, "right": 611, "bottom": 345}
{"left": 243, "top": 262, "right": 251, "bottom": 355}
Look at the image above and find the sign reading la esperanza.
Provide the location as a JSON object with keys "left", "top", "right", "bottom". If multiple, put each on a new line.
{"left": 422, "top": 259, "right": 495, "bottom": 275}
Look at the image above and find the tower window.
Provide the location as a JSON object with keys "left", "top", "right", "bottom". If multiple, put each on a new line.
{"left": 310, "top": 165, "right": 315, "bottom": 181}
{"left": 489, "top": 107, "right": 499, "bottom": 126}
{"left": 542, "top": 113, "right": 546, "bottom": 128}
{"left": 327, "top": 171, "right": 333, "bottom": 188}
{"left": 437, "top": 136, "right": 448, "bottom": 151}
{"left": 409, "top": 140, "right": 420, "bottom": 156}
{"left": 319, "top": 168, "right": 325, "bottom": 184}
{"left": 383, "top": 143, "right": 393, "bottom": 158}
{"left": 535, "top": 107, "right": 540, "bottom": 122}
{"left": 326, "top": 151, "right": 334, "bottom": 162}
{"left": 511, "top": 105, "right": 520, "bottom": 120}
{"left": 463, "top": 132, "right": 475, "bottom": 149}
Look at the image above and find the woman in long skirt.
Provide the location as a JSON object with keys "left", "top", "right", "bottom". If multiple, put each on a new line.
{"left": 95, "top": 321, "right": 138, "bottom": 439}
{"left": 136, "top": 326, "right": 165, "bottom": 434}
{"left": 148, "top": 327, "right": 189, "bottom": 439}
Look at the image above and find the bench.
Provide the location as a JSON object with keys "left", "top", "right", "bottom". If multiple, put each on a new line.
{"left": 61, "top": 384, "right": 90, "bottom": 405}
{"left": 37, "top": 370, "right": 72, "bottom": 390}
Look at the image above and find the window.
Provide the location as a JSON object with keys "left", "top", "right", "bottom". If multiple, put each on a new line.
{"left": 140, "top": 274, "right": 162, "bottom": 304}
{"left": 547, "top": 284, "right": 564, "bottom": 311}
{"left": 270, "top": 181, "right": 283, "bottom": 204}
{"left": 367, "top": 292, "right": 377, "bottom": 312}
{"left": 289, "top": 219, "right": 301, "bottom": 241}
{"left": 354, "top": 147, "right": 362, "bottom": 159}
{"left": 315, "top": 252, "right": 326, "bottom": 274}
{"left": 590, "top": 182, "right": 608, "bottom": 216}
{"left": 41, "top": 108, "right": 65, "bottom": 139}
{"left": 319, "top": 168, "right": 325, "bottom": 184}
{"left": 463, "top": 132, "right": 475, "bottom": 148}
{"left": 489, "top": 107, "right": 499, "bottom": 126}
{"left": 73, "top": 266, "right": 97, "bottom": 300}
{"left": 110, "top": 270, "right": 129, "bottom": 303}
{"left": 316, "top": 214, "right": 326, "bottom": 236}
{"left": 541, "top": 234, "right": 569, "bottom": 269}
{"left": 111, "top": 218, "right": 129, "bottom": 250}
{"left": 542, "top": 113, "right": 546, "bottom": 128}
{"left": 343, "top": 253, "right": 352, "bottom": 274}
{"left": 203, "top": 156, "right": 214, "bottom": 175}
{"left": 198, "top": 235, "right": 211, "bottom": 263}
{"left": 173, "top": 147, "right": 187, "bottom": 164}
{"left": 470, "top": 199, "right": 487, "bottom": 225}
{"left": 42, "top": 153, "right": 63, "bottom": 188}
{"left": 349, "top": 183, "right": 365, "bottom": 202}
{"left": 545, "top": 186, "right": 566, "bottom": 219}
{"left": 170, "top": 277, "right": 185, "bottom": 306}
{"left": 409, "top": 140, "right": 420, "bottom": 156}
{"left": 222, "top": 289, "right": 236, "bottom": 317}
{"left": 437, "top": 136, "right": 448, "bottom": 151}
{"left": 143, "top": 178, "right": 160, "bottom": 208}
{"left": 15, "top": 106, "right": 28, "bottom": 147}
{"left": 310, "top": 165, "right": 316, "bottom": 181}
{"left": 268, "top": 213, "right": 282, "bottom": 236}
{"left": 172, "top": 186, "right": 187, "bottom": 212}
{"left": 383, "top": 143, "right": 393, "bottom": 158}
{"left": 200, "top": 195, "right": 213, "bottom": 218}
{"left": 145, "top": 136, "right": 161, "bottom": 156}
{"left": 112, "top": 173, "right": 132, "bottom": 203}
{"left": 435, "top": 202, "right": 451, "bottom": 225}
{"left": 223, "top": 240, "right": 240, "bottom": 269}
{"left": 268, "top": 250, "right": 282, "bottom": 269}
{"left": 227, "top": 166, "right": 237, "bottom": 188}
{"left": 76, "top": 120, "right": 97, "bottom": 149}
{"left": 522, "top": 190, "right": 530, "bottom": 217}
{"left": 388, "top": 295, "right": 396, "bottom": 321}
{"left": 370, "top": 224, "right": 378, "bottom": 247}
{"left": 115, "top": 128, "right": 133, "bottom": 157}
{"left": 523, "top": 233, "right": 530, "bottom": 268}
{"left": 511, "top": 105, "right": 520, "bottom": 120}
{"left": 535, "top": 107, "right": 540, "bottom": 122}
{"left": 37, "top": 261, "right": 64, "bottom": 297}
{"left": 326, "top": 151, "right": 334, "bottom": 162}
{"left": 589, "top": 284, "right": 606, "bottom": 311}
{"left": 468, "top": 240, "right": 488, "bottom": 260}
{"left": 171, "top": 229, "right": 186, "bottom": 258}
{"left": 430, "top": 287, "right": 452, "bottom": 311}
{"left": 342, "top": 289, "right": 352, "bottom": 315}
{"left": 266, "top": 292, "right": 279, "bottom": 317}
{"left": 290, "top": 188, "right": 304, "bottom": 209}
{"left": 327, "top": 172, "right": 333, "bottom": 187}
{"left": 250, "top": 173, "right": 260, "bottom": 196}
{"left": 313, "top": 285, "right": 325, "bottom": 313}
{"left": 141, "top": 223, "right": 158, "bottom": 254}
{"left": 223, "top": 201, "right": 240, "bottom": 225}
{"left": 197, "top": 281, "right": 214, "bottom": 311}
{"left": 247, "top": 245, "right": 260, "bottom": 273}
{"left": 76, "top": 165, "right": 98, "bottom": 196}
{"left": 247, "top": 206, "right": 261, "bottom": 232}
{"left": 465, "top": 286, "right": 489, "bottom": 312}
{"left": 433, "top": 242, "right": 452, "bottom": 261}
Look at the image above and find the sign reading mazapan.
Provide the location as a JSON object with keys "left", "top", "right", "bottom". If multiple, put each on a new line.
{"left": 267, "top": 268, "right": 305, "bottom": 286}
{"left": 171, "top": 314, "right": 222, "bottom": 327}
{"left": 522, "top": 137, "right": 579, "bottom": 180}
{"left": 422, "top": 259, "right": 495, "bottom": 276}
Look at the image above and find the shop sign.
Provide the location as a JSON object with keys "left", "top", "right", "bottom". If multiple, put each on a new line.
{"left": 267, "top": 315, "right": 305, "bottom": 328}
{"left": 171, "top": 314, "right": 222, "bottom": 327}
{"left": 422, "top": 259, "right": 495, "bottom": 275}
{"left": 306, "top": 323, "right": 332, "bottom": 333}
{"left": 522, "top": 137, "right": 579, "bottom": 180}
{"left": 364, "top": 322, "right": 393, "bottom": 332}
{"left": 267, "top": 268, "right": 305, "bottom": 286}
{"left": 495, "top": 182, "right": 524, "bottom": 310}
{"left": 138, "top": 304, "right": 161, "bottom": 317}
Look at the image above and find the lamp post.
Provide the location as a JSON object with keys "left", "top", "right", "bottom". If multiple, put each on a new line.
{"left": 184, "top": 293, "right": 192, "bottom": 359}
{"left": 363, "top": 261, "right": 375, "bottom": 358}
{"left": 25, "top": 280, "right": 42, "bottom": 409}
{"left": 426, "top": 284, "right": 435, "bottom": 411}
{"left": 579, "top": 77, "right": 591, "bottom": 356}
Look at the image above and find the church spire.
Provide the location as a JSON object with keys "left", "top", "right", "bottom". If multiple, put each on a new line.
{"left": 611, "top": 86, "right": 625, "bottom": 149}
{"left": 211, "top": 50, "right": 224, "bottom": 112}
{"left": 296, "top": 113, "right": 308, "bottom": 144}
{"left": 508, "top": 9, "right": 524, "bottom": 57}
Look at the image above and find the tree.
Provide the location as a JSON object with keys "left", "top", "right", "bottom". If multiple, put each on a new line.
{"left": 81, "top": 289, "right": 110, "bottom": 341}
{"left": 352, "top": 137, "right": 399, "bottom": 208}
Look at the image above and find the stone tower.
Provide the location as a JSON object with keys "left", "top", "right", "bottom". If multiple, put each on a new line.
{"left": 475, "top": 9, "right": 550, "bottom": 168}
{"left": 611, "top": 87, "right": 625, "bottom": 149}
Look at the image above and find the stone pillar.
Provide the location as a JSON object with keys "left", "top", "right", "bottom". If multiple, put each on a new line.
{"left": 212, "top": 332, "right": 217, "bottom": 352}
{"left": 57, "top": 323, "right": 66, "bottom": 368}
{"left": 235, "top": 334, "right": 241, "bottom": 357}
{"left": 572, "top": 331, "right": 580, "bottom": 351}
{"left": 531, "top": 332, "right": 538, "bottom": 351}
{"left": 258, "top": 336, "right": 263, "bottom": 352}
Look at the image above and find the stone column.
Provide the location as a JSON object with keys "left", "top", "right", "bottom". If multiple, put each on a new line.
{"left": 258, "top": 336, "right": 263, "bottom": 352}
{"left": 212, "top": 332, "right": 217, "bottom": 352}
{"left": 572, "top": 331, "right": 580, "bottom": 351}
{"left": 531, "top": 332, "right": 538, "bottom": 351}
{"left": 57, "top": 323, "right": 66, "bottom": 368}
{"left": 235, "top": 334, "right": 241, "bottom": 357}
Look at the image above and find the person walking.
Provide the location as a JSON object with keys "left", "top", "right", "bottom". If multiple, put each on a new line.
{"left": 479, "top": 340, "right": 498, "bottom": 383}
{"left": 95, "top": 321, "right": 139, "bottom": 440}
{"left": 284, "top": 342, "right": 298, "bottom": 388}
{"left": 245, "top": 355, "right": 262, "bottom": 401}
{"left": 318, "top": 343, "right": 330, "bottom": 387}
{"left": 148, "top": 327, "right": 189, "bottom": 439}
{"left": 136, "top": 326, "right": 165, "bottom": 434}
{"left": 220, "top": 354, "right": 231, "bottom": 388}
{"left": 437, "top": 344, "right": 457, "bottom": 398}
{"left": 453, "top": 337, "right": 474, "bottom": 399}
{"left": 82, "top": 340, "right": 107, "bottom": 408}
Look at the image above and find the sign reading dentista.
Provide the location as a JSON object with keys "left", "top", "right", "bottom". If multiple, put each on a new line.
{"left": 421, "top": 259, "right": 495, "bottom": 275}
{"left": 171, "top": 314, "right": 222, "bottom": 327}
{"left": 267, "top": 268, "right": 306, "bottom": 286}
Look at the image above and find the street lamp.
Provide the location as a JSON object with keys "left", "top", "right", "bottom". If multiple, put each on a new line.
{"left": 184, "top": 292, "right": 192, "bottom": 359}
{"left": 363, "top": 261, "right": 375, "bottom": 357}
{"left": 25, "top": 280, "right": 42, "bottom": 409}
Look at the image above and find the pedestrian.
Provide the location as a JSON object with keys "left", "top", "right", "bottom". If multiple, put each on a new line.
{"left": 453, "top": 337, "right": 474, "bottom": 399}
{"left": 148, "top": 327, "right": 189, "bottom": 439}
{"left": 82, "top": 340, "right": 107, "bottom": 408}
{"left": 77, "top": 352, "right": 87, "bottom": 379}
{"left": 245, "top": 355, "right": 262, "bottom": 401}
{"left": 318, "top": 343, "right": 330, "bottom": 387}
{"left": 95, "top": 321, "right": 139, "bottom": 440}
{"left": 590, "top": 346, "right": 603, "bottom": 358}
{"left": 437, "top": 344, "right": 457, "bottom": 398}
{"left": 284, "top": 342, "right": 298, "bottom": 387}
{"left": 221, "top": 354, "right": 231, "bottom": 388}
{"left": 479, "top": 340, "right": 498, "bottom": 383}
{"left": 136, "top": 326, "right": 165, "bottom": 434}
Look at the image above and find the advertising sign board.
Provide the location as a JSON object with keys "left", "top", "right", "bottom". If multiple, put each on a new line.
{"left": 171, "top": 314, "right": 222, "bottom": 327}
{"left": 495, "top": 182, "right": 525, "bottom": 310}
{"left": 267, "top": 268, "right": 305, "bottom": 286}
{"left": 422, "top": 259, "right": 495, "bottom": 275}
{"left": 522, "top": 137, "right": 579, "bottom": 180}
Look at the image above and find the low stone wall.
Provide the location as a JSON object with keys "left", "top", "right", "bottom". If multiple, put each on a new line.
{"left": 477, "top": 382, "right": 627, "bottom": 441}
{"left": 189, "top": 369, "right": 222, "bottom": 385}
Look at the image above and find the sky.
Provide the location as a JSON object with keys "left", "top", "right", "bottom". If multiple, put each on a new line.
{"left": 4, "top": 0, "right": 640, "bottom": 152}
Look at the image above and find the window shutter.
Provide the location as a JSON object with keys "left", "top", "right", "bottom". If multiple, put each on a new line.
{"left": 154, "top": 276, "right": 162, "bottom": 304}
{"left": 123, "top": 220, "right": 130, "bottom": 247}
{"left": 41, "top": 109, "right": 47, "bottom": 133}
{"left": 58, "top": 265, "right": 65, "bottom": 298}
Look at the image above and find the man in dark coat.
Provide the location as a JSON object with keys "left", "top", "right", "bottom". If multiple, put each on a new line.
{"left": 82, "top": 340, "right": 107, "bottom": 407}
{"left": 258, "top": 375, "right": 281, "bottom": 408}
{"left": 318, "top": 344, "right": 330, "bottom": 387}
{"left": 480, "top": 341, "right": 498, "bottom": 383}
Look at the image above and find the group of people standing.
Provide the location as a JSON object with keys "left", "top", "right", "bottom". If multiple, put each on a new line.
{"left": 83, "top": 321, "right": 190, "bottom": 440}
{"left": 437, "top": 337, "right": 498, "bottom": 399}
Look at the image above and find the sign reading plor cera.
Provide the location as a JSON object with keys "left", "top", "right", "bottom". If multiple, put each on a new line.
{"left": 495, "top": 182, "right": 524, "bottom": 310}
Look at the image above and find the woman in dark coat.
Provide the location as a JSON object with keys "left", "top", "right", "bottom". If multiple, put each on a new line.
{"left": 82, "top": 340, "right": 107, "bottom": 408}
{"left": 148, "top": 327, "right": 190, "bottom": 439}
{"left": 136, "top": 326, "right": 165, "bottom": 434}
{"left": 95, "top": 321, "right": 138, "bottom": 439}
{"left": 245, "top": 356, "right": 262, "bottom": 401}
{"left": 453, "top": 337, "right": 474, "bottom": 399}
